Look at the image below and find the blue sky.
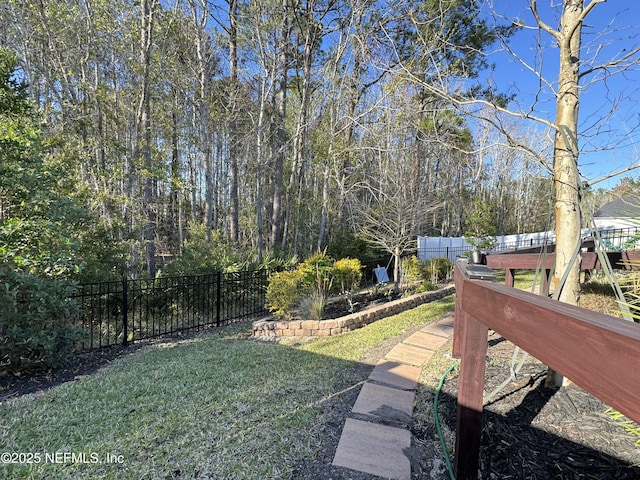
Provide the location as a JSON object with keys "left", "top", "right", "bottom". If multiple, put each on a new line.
{"left": 482, "top": 0, "right": 640, "bottom": 189}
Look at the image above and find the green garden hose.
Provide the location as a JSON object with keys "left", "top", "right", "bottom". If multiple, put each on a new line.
{"left": 434, "top": 362, "right": 459, "bottom": 480}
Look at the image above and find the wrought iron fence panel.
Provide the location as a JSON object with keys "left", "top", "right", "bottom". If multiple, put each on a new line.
{"left": 72, "top": 270, "right": 268, "bottom": 350}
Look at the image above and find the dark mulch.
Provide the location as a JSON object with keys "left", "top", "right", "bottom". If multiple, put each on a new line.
{"left": 308, "top": 287, "right": 408, "bottom": 320}
{"left": 0, "top": 343, "right": 145, "bottom": 402}
{"left": 430, "top": 333, "right": 640, "bottom": 480}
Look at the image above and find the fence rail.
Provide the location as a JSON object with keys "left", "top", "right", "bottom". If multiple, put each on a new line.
{"left": 418, "top": 227, "right": 640, "bottom": 262}
{"left": 73, "top": 270, "right": 268, "bottom": 350}
{"left": 452, "top": 260, "right": 640, "bottom": 479}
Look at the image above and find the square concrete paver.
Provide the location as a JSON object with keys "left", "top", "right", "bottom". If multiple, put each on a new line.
{"left": 385, "top": 343, "right": 434, "bottom": 366}
{"left": 404, "top": 331, "right": 449, "bottom": 351}
{"left": 332, "top": 418, "right": 412, "bottom": 480}
{"left": 368, "top": 360, "right": 421, "bottom": 390}
{"left": 439, "top": 316, "right": 455, "bottom": 327}
{"left": 352, "top": 382, "right": 416, "bottom": 424}
{"left": 421, "top": 320, "right": 454, "bottom": 338}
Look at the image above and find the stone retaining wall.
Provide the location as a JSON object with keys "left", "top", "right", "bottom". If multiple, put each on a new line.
{"left": 251, "top": 285, "right": 455, "bottom": 339}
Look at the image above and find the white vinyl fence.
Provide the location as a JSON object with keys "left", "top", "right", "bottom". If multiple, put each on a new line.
{"left": 418, "top": 227, "right": 640, "bottom": 262}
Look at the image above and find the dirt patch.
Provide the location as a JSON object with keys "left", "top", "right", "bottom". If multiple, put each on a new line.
{"left": 306, "top": 287, "right": 409, "bottom": 320}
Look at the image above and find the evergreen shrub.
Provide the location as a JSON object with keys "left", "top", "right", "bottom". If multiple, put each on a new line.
{"left": 265, "top": 269, "right": 306, "bottom": 316}
{"left": 0, "top": 270, "right": 83, "bottom": 373}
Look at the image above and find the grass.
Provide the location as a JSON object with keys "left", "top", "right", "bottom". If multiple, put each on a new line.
{"left": 0, "top": 295, "right": 455, "bottom": 479}
{"left": 492, "top": 269, "right": 539, "bottom": 291}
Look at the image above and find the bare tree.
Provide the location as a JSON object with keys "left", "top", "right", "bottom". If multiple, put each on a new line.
{"left": 397, "top": 0, "right": 640, "bottom": 386}
{"left": 352, "top": 176, "right": 441, "bottom": 286}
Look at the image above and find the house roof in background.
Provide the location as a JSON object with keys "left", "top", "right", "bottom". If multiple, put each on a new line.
{"left": 594, "top": 195, "right": 640, "bottom": 218}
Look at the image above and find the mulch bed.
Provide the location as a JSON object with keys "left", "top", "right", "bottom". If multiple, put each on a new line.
{"left": 302, "top": 287, "right": 408, "bottom": 320}
{"left": 432, "top": 332, "right": 640, "bottom": 480}
{"left": 0, "top": 344, "right": 145, "bottom": 402}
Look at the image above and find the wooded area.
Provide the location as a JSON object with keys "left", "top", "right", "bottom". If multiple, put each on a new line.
{"left": 1, "top": 0, "right": 558, "bottom": 281}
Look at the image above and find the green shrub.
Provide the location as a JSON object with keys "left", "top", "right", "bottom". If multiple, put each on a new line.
{"left": 412, "top": 281, "right": 439, "bottom": 293}
{"left": 0, "top": 270, "right": 84, "bottom": 373}
{"left": 297, "top": 252, "right": 335, "bottom": 294}
{"left": 424, "top": 257, "right": 452, "bottom": 282}
{"left": 265, "top": 254, "right": 364, "bottom": 319}
{"left": 402, "top": 256, "right": 423, "bottom": 283}
{"left": 164, "top": 224, "right": 245, "bottom": 276}
{"left": 332, "top": 258, "right": 363, "bottom": 293}
{"left": 265, "top": 269, "right": 306, "bottom": 316}
{"left": 402, "top": 256, "right": 451, "bottom": 284}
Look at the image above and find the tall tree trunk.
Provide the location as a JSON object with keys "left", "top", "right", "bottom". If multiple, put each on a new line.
{"left": 228, "top": 0, "right": 240, "bottom": 244}
{"left": 283, "top": 1, "right": 318, "bottom": 253}
{"left": 138, "top": 0, "right": 157, "bottom": 278}
{"left": 546, "top": 0, "right": 584, "bottom": 387}
{"left": 255, "top": 76, "right": 269, "bottom": 263}
{"left": 270, "top": 0, "right": 290, "bottom": 251}
{"left": 170, "top": 97, "right": 182, "bottom": 248}
{"left": 188, "top": 0, "right": 215, "bottom": 242}
{"left": 317, "top": 163, "right": 330, "bottom": 250}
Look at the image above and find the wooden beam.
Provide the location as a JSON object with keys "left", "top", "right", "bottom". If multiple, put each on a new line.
{"left": 486, "top": 251, "right": 640, "bottom": 271}
{"left": 460, "top": 279, "right": 640, "bottom": 424}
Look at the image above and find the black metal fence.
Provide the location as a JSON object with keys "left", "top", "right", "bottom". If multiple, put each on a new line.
{"left": 594, "top": 227, "right": 640, "bottom": 251}
{"left": 73, "top": 270, "right": 268, "bottom": 350}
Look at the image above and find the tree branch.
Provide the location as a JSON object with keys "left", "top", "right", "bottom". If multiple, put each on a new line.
{"left": 585, "top": 163, "right": 640, "bottom": 188}
{"left": 579, "top": 46, "right": 640, "bottom": 80}
{"left": 530, "top": 0, "right": 560, "bottom": 40}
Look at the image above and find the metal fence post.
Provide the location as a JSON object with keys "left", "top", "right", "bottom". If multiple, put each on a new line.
{"left": 215, "top": 271, "right": 222, "bottom": 327}
{"left": 122, "top": 276, "right": 129, "bottom": 347}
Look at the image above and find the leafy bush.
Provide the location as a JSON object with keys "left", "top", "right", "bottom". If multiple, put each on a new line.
{"left": 256, "top": 252, "right": 299, "bottom": 276}
{"left": 297, "top": 252, "right": 335, "bottom": 294}
{"left": 164, "top": 224, "right": 245, "bottom": 276}
{"left": 402, "top": 256, "right": 452, "bottom": 284}
{"left": 412, "top": 281, "right": 439, "bottom": 293}
{"left": 424, "top": 257, "right": 453, "bottom": 282}
{"left": 402, "top": 256, "right": 423, "bottom": 283}
{"left": 265, "top": 254, "right": 365, "bottom": 319}
{"left": 326, "top": 230, "right": 383, "bottom": 263}
{"left": 332, "top": 258, "right": 363, "bottom": 294}
{"left": 0, "top": 270, "right": 84, "bottom": 373}
{"left": 265, "top": 269, "right": 306, "bottom": 316}
{"left": 0, "top": 51, "right": 86, "bottom": 281}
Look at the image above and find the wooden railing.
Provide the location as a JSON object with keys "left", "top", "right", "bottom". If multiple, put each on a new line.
{"left": 485, "top": 250, "right": 640, "bottom": 293}
{"left": 452, "top": 260, "right": 640, "bottom": 480}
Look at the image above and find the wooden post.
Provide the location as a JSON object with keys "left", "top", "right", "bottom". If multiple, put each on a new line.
{"left": 452, "top": 263, "right": 465, "bottom": 358}
{"left": 453, "top": 261, "right": 495, "bottom": 478}
{"left": 454, "top": 310, "right": 489, "bottom": 479}
{"left": 505, "top": 268, "right": 515, "bottom": 288}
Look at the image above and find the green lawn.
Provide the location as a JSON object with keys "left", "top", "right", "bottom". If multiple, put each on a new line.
{"left": 0, "top": 295, "right": 454, "bottom": 479}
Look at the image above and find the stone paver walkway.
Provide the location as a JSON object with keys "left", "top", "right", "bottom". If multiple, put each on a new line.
{"left": 332, "top": 316, "right": 455, "bottom": 479}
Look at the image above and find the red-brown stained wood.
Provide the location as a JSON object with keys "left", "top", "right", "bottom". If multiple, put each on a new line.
{"left": 486, "top": 251, "right": 640, "bottom": 271}
{"left": 460, "top": 278, "right": 640, "bottom": 424}
{"left": 486, "top": 253, "right": 553, "bottom": 269}
{"left": 453, "top": 262, "right": 640, "bottom": 480}
{"left": 452, "top": 264, "right": 465, "bottom": 358}
{"left": 453, "top": 310, "right": 488, "bottom": 480}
